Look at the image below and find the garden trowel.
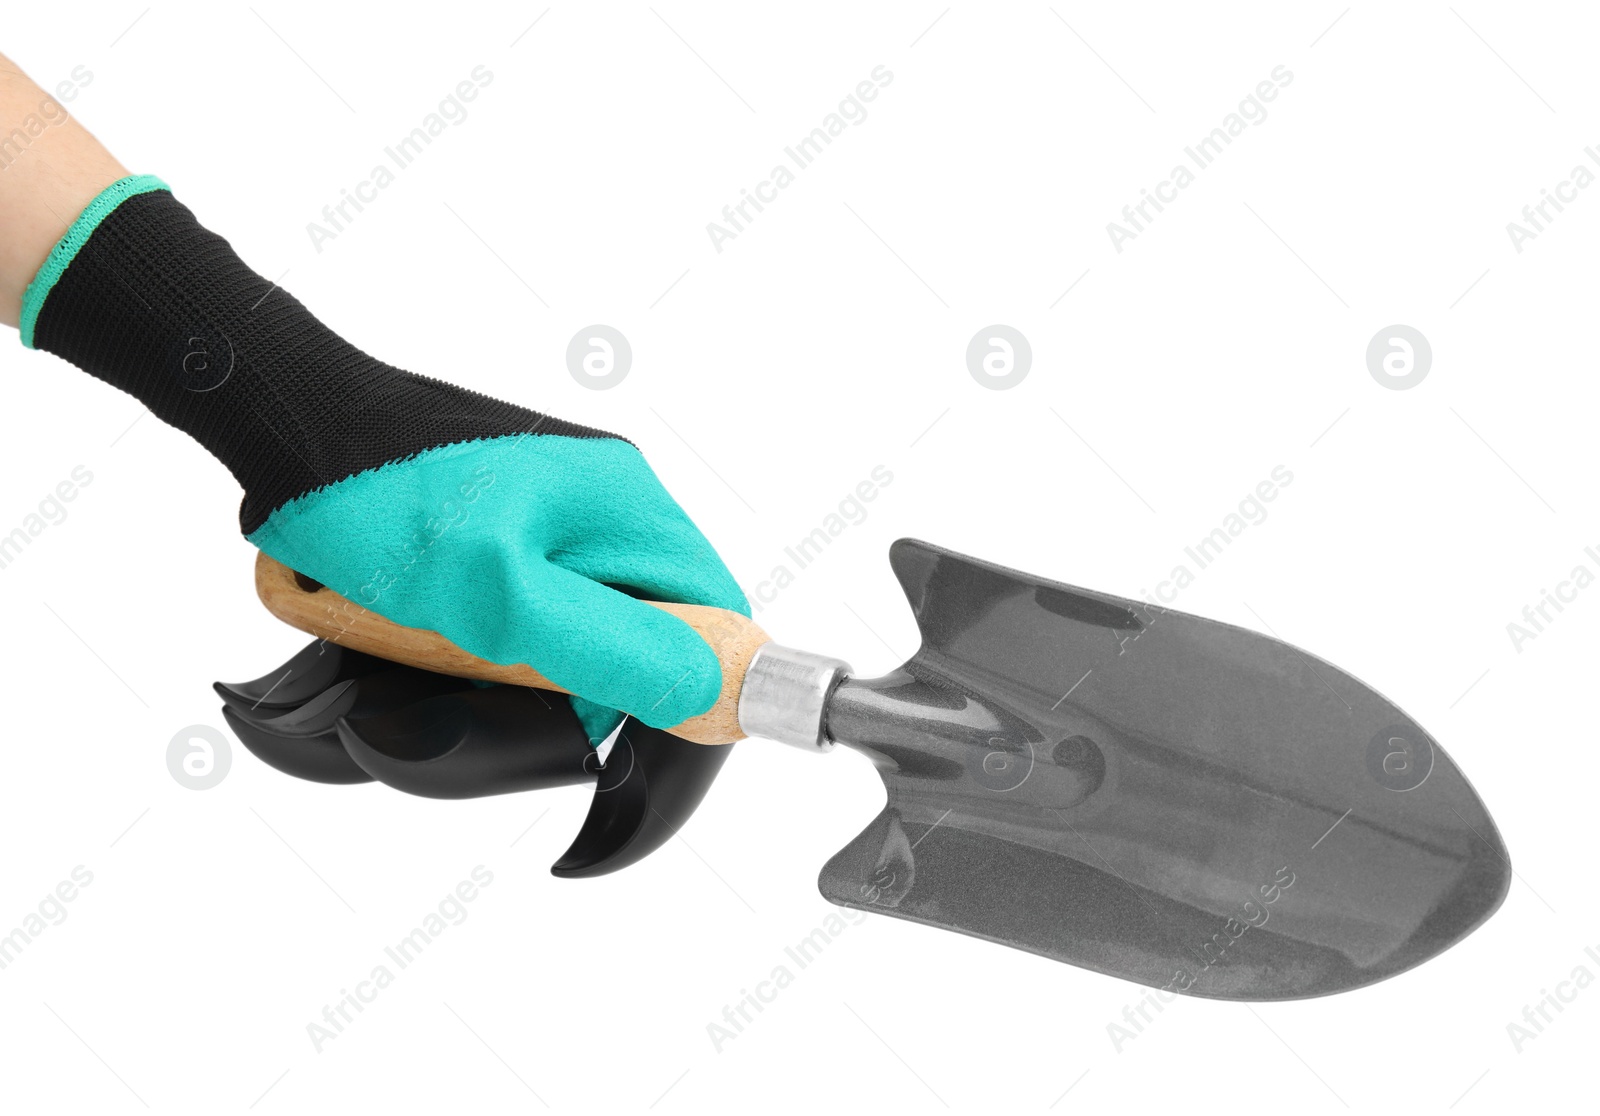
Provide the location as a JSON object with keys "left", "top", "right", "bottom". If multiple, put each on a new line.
{"left": 224, "top": 538, "right": 1510, "bottom": 1001}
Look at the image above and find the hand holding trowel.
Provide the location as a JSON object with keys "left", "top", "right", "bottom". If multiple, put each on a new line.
{"left": 1, "top": 81, "right": 1507, "bottom": 1004}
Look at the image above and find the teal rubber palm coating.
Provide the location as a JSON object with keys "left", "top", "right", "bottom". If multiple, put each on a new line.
{"left": 22, "top": 177, "right": 748, "bottom": 743}
{"left": 248, "top": 435, "right": 749, "bottom": 742}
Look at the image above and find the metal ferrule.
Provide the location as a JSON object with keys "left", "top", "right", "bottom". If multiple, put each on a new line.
{"left": 737, "top": 643, "right": 853, "bottom": 753}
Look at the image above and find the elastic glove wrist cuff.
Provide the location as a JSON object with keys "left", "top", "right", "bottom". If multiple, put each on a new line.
{"left": 19, "top": 174, "right": 171, "bottom": 348}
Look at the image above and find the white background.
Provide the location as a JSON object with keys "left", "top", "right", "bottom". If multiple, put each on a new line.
{"left": 0, "top": 2, "right": 1595, "bottom": 1112}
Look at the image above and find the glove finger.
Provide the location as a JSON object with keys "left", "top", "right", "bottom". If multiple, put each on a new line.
{"left": 509, "top": 560, "right": 725, "bottom": 730}
{"left": 548, "top": 534, "right": 749, "bottom": 618}
{"left": 541, "top": 446, "right": 749, "bottom": 616}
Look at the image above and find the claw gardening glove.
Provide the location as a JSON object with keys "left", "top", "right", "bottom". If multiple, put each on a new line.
{"left": 20, "top": 175, "right": 749, "bottom": 745}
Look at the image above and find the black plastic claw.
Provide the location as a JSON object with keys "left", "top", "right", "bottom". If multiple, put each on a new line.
{"left": 219, "top": 665, "right": 473, "bottom": 784}
{"left": 222, "top": 703, "right": 373, "bottom": 785}
{"left": 215, "top": 640, "right": 389, "bottom": 715}
{"left": 219, "top": 645, "right": 736, "bottom": 876}
{"left": 337, "top": 686, "right": 595, "bottom": 799}
{"left": 551, "top": 721, "right": 735, "bottom": 879}
{"left": 231, "top": 668, "right": 474, "bottom": 736}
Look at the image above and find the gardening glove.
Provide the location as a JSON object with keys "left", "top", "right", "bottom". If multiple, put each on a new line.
{"left": 19, "top": 175, "right": 748, "bottom": 745}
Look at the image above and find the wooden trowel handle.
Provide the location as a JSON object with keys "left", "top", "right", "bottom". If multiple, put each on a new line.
{"left": 253, "top": 552, "right": 769, "bottom": 745}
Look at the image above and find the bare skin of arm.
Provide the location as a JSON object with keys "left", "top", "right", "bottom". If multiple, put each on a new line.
{"left": 0, "top": 53, "right": 127, "bottom": 328}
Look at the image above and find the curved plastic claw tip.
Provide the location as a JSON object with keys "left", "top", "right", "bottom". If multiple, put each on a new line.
{"left": 221, "top": 703, "right": 373, "bottom": 785}
{"left": 214, "top": 640, "right": 388, "bottom": 714}
{"left": 336, "top": 686, "right": 595, "bottom": 800}
{"left": 551, "top": 721, "right": 734, "bottom": 879}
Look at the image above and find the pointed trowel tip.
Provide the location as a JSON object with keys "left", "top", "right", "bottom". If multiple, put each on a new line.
{"left": 1388, "top": 799, "right": 1513, "bottom": 981}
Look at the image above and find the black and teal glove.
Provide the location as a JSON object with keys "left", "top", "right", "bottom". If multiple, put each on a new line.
{"left": 20, "top": 175, "right": 748, "bottom": 745}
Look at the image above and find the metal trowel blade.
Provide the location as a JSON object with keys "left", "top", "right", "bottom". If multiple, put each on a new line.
{"left": 818, "top": 539, "right": 1510, "bottom": 1000}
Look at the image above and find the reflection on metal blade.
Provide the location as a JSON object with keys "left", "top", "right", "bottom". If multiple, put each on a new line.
{"left": 820, "top": 539, "right": 1510, "bottom": 1000}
